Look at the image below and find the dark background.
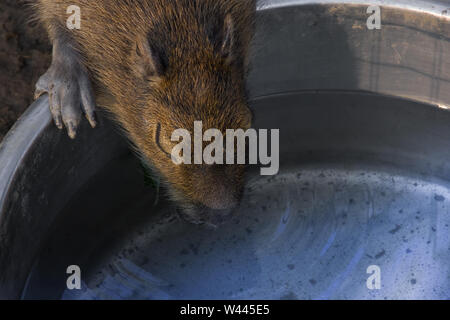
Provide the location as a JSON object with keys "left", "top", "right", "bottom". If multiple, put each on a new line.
{"left": 0, "top": 0, "right": 51, "bottom": 141}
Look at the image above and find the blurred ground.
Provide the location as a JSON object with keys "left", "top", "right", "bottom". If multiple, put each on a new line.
{"left": 0, "top": 0, "right": 51, "bottom": 141}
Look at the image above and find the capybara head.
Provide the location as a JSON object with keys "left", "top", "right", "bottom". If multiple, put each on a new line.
{"left": 124, "top": 5, "right": 255, "bottom": 226}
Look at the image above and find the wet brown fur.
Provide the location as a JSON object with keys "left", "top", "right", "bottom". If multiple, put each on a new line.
{"left": 31, "top": 0, "right": 256, "bottom": 214}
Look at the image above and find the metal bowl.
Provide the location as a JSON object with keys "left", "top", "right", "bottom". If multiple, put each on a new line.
{"left": 1, "top": 0, "right": 449, "bottom": 299}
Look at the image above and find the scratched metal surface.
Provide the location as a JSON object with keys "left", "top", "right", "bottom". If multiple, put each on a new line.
{"left": 21, "top": 92, "right": 450, "bottom": 300}
{"left": 1, "top": 0, "right": 449, "bottom": 299}
{"left": 262, "top": 0, "right": 450, "bottom": 15}
{"left": 61, "top": 166, "right": 450, "bottom": 300}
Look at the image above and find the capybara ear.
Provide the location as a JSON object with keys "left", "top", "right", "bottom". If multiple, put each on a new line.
{"left": 133, "top": 34, "right": 166, "bottom": 81}
{"left": 220, "top": 14, "right": 235, "bottom": 64}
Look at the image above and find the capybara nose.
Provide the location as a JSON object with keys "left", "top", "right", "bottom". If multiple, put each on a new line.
{"left": 199, "top": 182, "right": 239, "bottom": 210}
{"left": 192, "top": 165, "right": 241, "bottom": 210}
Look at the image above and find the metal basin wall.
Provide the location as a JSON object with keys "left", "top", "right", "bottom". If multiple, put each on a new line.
{"left": 0, "top": 0, "right": 449, "bottom": 299}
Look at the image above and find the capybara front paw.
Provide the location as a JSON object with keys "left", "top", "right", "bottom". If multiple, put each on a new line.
{"left": 35, "top": 57, "right": 97, "bottom": 139}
